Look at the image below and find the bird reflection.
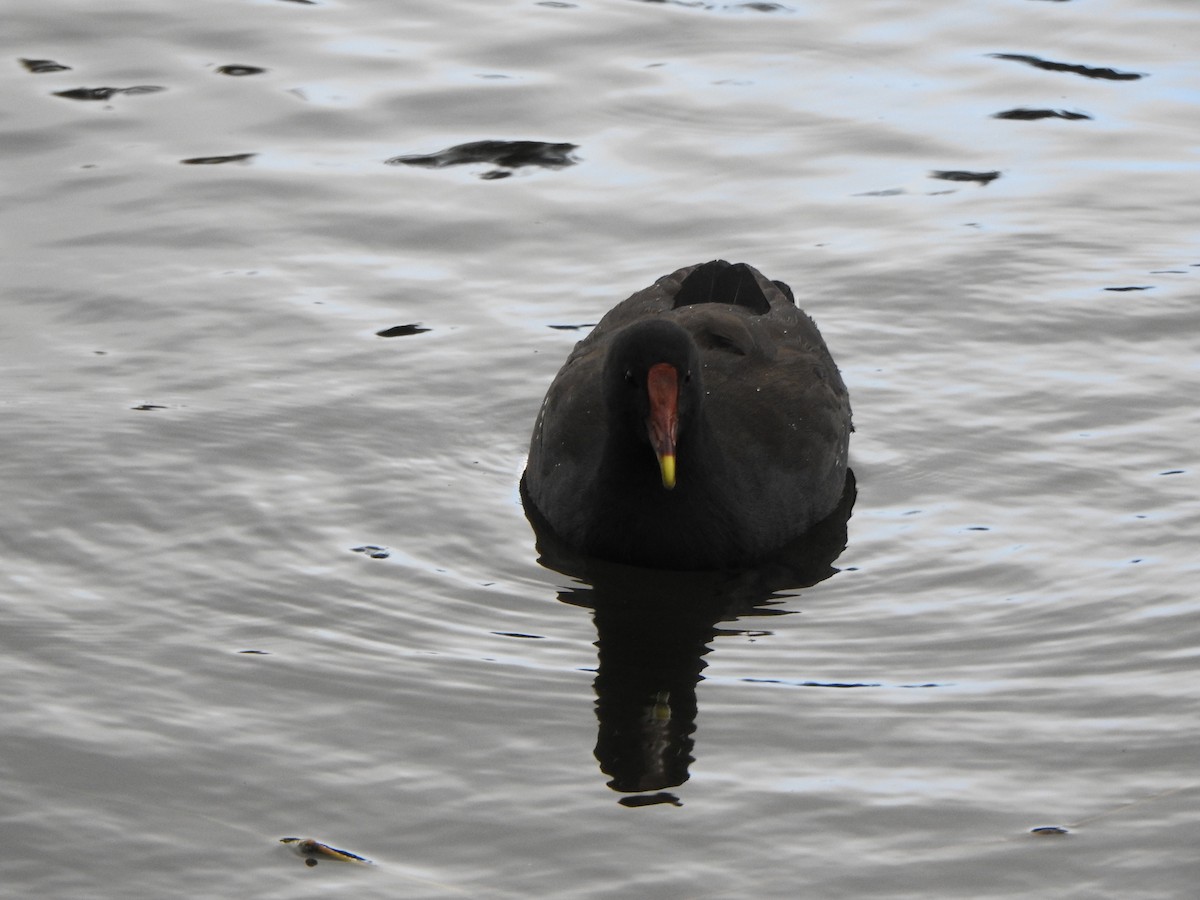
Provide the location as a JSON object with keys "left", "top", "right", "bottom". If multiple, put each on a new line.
{"left": 521, "top": 471, "right": 855, "bottom": 795}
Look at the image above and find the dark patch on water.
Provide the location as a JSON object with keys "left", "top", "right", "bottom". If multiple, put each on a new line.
{"left": 376, "top": 323, "right": 431, "bottom": 337}
{"left": 20, "top": 57, "right": 72, "bottom": 73}
{"left": 629, "top": 0, "right": 791, "bottom": 10}
{"left": 1104, "top": 285, "right": 1153, "bottom": 292}
{"left": 352, "top": 545, "right": 390, "bottom": 559}
{"left": 801, "top": 681, "right": 880, "bottom": 688}
{"left": 492, "top": 632, "right": 546, "bottom": 639}
{"left": 1030, "top": 825, "right": 1070, "bottom": 835}
{"left": 180, "top": 153, "right": 256, "bottom": 165}
{"left": 548, "top": 323, "right": 598, "bottom": 331}
{"left": 1157, "top": 469, "right": 1184, "bottom": 476}
{"left": 131, "top": 404, "right": 168, "bottom": 411}
{"left": 54, "top": 85, "right": 165, "bottom": 101}
{"left": 215, "top": 64, "right": 266, "bottom": 76}
{"left": 238, "top": 649, "right": 270, "bottom": 655}
{"left": 993, "top": 107, "right": 1091, "bottom": 120}
{"left": 930, "top": 170, "right": 1001, "bottom": 185}
{"left": 387, "top": 140, "right": 579, "bottom": 179}
{"left": 744, "top": 678, "right": 943, "bottom": 689}
{"left": 990, "top": 53, "right": 1145, "bottom": 81}
{"left": 744, "top": 678, "right": 879, "bottom": 688}
{"left": 280, "top": 837, "right": 372, "bottom": 864}
{"left": 618, "top": 792, "right": 682, "bottom": 808}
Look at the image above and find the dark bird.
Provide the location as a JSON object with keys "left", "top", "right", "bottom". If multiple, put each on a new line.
{"left": 522, "top": 260, "right": 852, "bottom": 570}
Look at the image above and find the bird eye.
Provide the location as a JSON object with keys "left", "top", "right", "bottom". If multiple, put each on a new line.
{"left": 684, "top": 371, "right": 692, "bottom": 383}
{"left": 624, "top": 370, "right": 636, "bottom": 385}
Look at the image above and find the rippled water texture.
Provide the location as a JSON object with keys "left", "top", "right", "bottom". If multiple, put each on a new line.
{"left": 4, "top": 0, "right": 1198, "bottom": 897}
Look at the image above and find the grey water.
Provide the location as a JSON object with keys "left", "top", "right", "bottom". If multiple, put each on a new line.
{"left": 3, "top": 0, "right": 1198, "bottom": 897}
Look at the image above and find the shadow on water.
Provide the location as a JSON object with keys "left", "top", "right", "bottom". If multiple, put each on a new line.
{"left": 522, "top": 472, "right": 856, "bottom": 798}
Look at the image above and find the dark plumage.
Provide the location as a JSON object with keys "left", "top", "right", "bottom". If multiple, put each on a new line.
{"left": 522, "top": 260, "right": 852, "bottom": 570}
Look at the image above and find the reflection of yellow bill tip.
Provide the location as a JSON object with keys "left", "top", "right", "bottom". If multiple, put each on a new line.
{"left": 659, "top": 453, "right": 676, "bottom": 490}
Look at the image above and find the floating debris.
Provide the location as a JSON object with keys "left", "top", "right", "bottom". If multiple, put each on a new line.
{"left": 352, "top": 545, "right": 391, "bottom": 559}
{"left": 741, "top": 677, "right": 941, "bottom": 689}
{"left": 491, "top": 632, "right": 546, "bottom": 639}
{"left": 280, "top": 837, "right": 372, "bottom": 866}
{"left": 53, "top": 85, "right": 166, "bottom": 101}
{"left": 1030, "top": 825, "right": 1070, "bottom": 836}
{"left": 990, "top": 53, "right": 1144, "bottom": 81}
{"left": 627, "top": 0, "right": 790, "bottom": 9}
{"left": 376, "top": 323, "right": 430, "bottom": 338}
{"left": 930, "top": 170, "right": 1001, "bottom": 186}
{"left": 54, "top": 86, "right": 120, "bottom": 101}
{"left": 993, "top": 108, "right": 1091, "bottom": 121}
{"left": 387, "top": 140, "right": 578, "bottom": 179}
{"left": 215, "top": 65, "right": 266, "bottom": 76}
{"left": 20, "top": 58, "right": 72, "bottom": 73}
{"left": 180, "top": 153, "right": 256, "bottom": 165}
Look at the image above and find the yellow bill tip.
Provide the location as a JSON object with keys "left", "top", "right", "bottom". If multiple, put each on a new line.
{"left": 659, "top": 453, "right": 676, "bottom": 490}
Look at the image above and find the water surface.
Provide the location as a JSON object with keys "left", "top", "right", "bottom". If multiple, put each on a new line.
{"left": 3, "top": 0, "right": 1198, "bottom": 897}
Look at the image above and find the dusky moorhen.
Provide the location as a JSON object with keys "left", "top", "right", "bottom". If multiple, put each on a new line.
{"left": 523, "top": 260, "right": 851, "bottom": 569}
